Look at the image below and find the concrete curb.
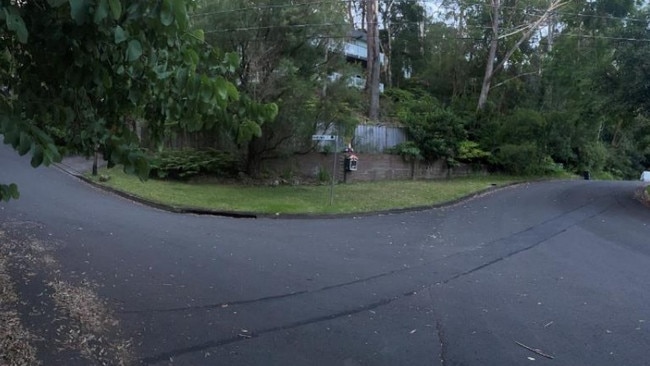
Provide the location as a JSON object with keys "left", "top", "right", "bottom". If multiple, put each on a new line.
{"left": 54, "top": 162, "right": 525, "bottom": 220}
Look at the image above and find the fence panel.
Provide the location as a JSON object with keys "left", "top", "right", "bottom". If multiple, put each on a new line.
{"left": 354, "top": 125, "right": 407, "bottom": 153}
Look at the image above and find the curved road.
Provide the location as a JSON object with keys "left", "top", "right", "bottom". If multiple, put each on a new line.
{"left": 1, "top": 144, "right": 650, "bottom": 365}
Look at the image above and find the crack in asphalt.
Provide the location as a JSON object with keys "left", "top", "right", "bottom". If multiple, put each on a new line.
{"left": 435, "top": 318, "right": 447, "bottom": 366}
{"left": 425, "top": 287, "right": 448, "bottom": 366}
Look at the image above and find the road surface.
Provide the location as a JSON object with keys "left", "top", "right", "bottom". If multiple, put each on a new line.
{"left": 1, "top": 144, "right": 650, "bottom": 365}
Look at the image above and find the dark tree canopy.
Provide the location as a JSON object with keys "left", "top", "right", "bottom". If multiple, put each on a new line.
{"left": 0, "top": 0, "right": 276, "bottom": 200}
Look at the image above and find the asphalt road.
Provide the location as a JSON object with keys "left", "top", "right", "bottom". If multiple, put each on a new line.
{"left": 1, "top": 144, "right": 650, "bottom": 366}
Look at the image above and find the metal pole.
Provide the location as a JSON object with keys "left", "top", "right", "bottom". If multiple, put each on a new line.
{"left": 330, "top": 138, "right": 338, "bottom": 205}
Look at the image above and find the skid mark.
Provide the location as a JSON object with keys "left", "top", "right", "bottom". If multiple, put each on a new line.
{"left": 140, "top": 295, "right": 412, "bottom": 364}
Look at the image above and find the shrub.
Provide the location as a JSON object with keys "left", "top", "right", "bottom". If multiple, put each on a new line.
{"left": 457, "top": 140, "right": 490, "bottom": 163}
{"left": 387, "top": 141, "right": 423, "bottom": 162}
{"left": 149, "top": 149, "right": 239, "bottom": 180}
{"left": 317, "top": 166, "right": 330, "bottom": 183}
{"left": 493, "top": 143, "right": 546, "bottom": 175}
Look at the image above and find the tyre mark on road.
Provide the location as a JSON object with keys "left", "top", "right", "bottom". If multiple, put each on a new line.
{"left": 120, "top": 267, "right": 408, "bottom": 314}
{"left": 441, "top": 198, "right": 614, "bottom": 284}
{"left": 139, "top": 293, "right": 417, "bottom": 365}
{"left": 138, "top": 197, "right": 616, "bottom": 363}
{"left": 126, "top": 196, "right": 614, "bottom": 315}
{"left": 443, "top": 227, "right": 570, "bottom": 284}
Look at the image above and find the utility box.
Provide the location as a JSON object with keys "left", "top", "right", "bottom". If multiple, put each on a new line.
{"left": 344, "top": 154, "right": 358, "bottom": 171}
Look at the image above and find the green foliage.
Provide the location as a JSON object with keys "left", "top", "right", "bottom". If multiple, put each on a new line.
{"left": 578, "top": 142, "right": 608, "bottom": 173}
{"left": 388, "top": 141, "right": 423, "bottom": 162}
{"left": 0, "top": 0, "right": 276, "bottom": 200}
{"left": 317, "top": 166, "right": 331, "bottom": 183}
{"left": 385, "top": 1, "right": 428, "bottom": 88}
{"left": 392, "top": 91, "right": 468, "bottom": 164}
{"left": 493, "top": 143, "right": 547, "bottom": 175}
{"left": 483, "top": 109, "right": 550, "bottom": 174}
{"left": 0, "top": 183, "right": 19, "bottom": 202}
{"left": 149, "top": 149, "right": 239, "bottom": 180}
{"left": 195, "top": 0, "right": 357, "bottom": 176}
{"left": 457, "top": 141, "right": 490, "bottom": 162}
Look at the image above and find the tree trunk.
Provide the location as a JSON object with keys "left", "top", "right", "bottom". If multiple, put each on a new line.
{"left": 477, "top": 0, "right": 500, "bottom": 112}
{"left": 477, "top": 0, "right": 567, "bottom": 111}
{"left": 245, "top": 138, "right": 264, "bottom": 178}
{"left": 347, "top": 1, "right": 355, "bottom": 27}
{"left": 92, "top": 147, "right": 98, "bottom": 176}
{"left": 367, "top": 0, "right": 380, "bottom": 121}
{"left": 452, "top": 6, "right": 466, "bottom": 98}
{"left": 380, "top": 0, "right": 394, "bottom": 88}
{"left": 360, "top": 0, "right": 367, "bottom": 30}
{"left": 385, "top": 32, "right": 392, "bottom": 88}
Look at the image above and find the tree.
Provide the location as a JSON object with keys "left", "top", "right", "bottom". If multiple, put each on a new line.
{"left": 367, "top": 0, "right": 380, "bottom": 121}
{"left": 476, "top": 0, "right": 567, "bottom": 111}
{"left": 390, "top": 90, "right": 469, "bottom": 170}
{"left": 382, "top": 0, "right": 428, "bottom": 88}
{"left": 195, "top": 0, "right": 360, "bottom": 177}
{"left": 0, "top": 0, "right": 259, "bottom": 200}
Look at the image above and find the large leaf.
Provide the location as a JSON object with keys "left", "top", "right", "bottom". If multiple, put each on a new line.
{"left": 199, "top": 76, "right": 213, "bottom": 102}
{"left": 69, "top": 0, "right": 90, "bottom": 24}
{"left": 30, "top": 146, "right": 44, "bottom": 168}
{"left": 160, "top": 0, "right": 174, "bottom": 26}
{"left": 126, "top": 39, "right": 142, "bottom": 62}
{"left": 108, "top": 0, "right": 122, "bottom": 20}
{"left": 114, "top": 25, "right": 127, "bottom": 44}
{"left": 172, "top": 0, "right": 188, "bottom": 29}
{"left": 182, "top": 49, "right": 199, "bottom": 67}
{"left": 17, "top": 132, "right": 32, "bottom": 156}
{"left": 93, "top": 0, "right": 109, "bottom": 24}
{"left": 214, "top": 77, "right": 228, "bottom": 101}
{"left": 5, "top": 7, "right": 28, "bottom": 43}
{"left": 44, "top": 143, "right": 62, "bottom": 165}
{"left": 188, "top": 29, "right": 204, "bottom": 42}
{"left": 224, "top": 52, "right": 239, "bottom": 73}
{"left": 226, "top": 83, "right": 239, "bottom": 101}
{"left": 237, "top": 119, "right": 262, "bottom": 144}
{"left": 0, "top": 183, "right": 20, "bottom": 202}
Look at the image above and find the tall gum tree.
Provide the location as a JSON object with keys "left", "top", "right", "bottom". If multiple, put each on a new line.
{"left": 476, "top": 0, "right": 567, "bottom": 111}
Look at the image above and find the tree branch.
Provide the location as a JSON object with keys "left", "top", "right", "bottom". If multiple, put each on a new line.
{"left": 492, "top": 0, "right": 568, "bottom": 77}
{"left": 492, "top": 71, "right": 538, "bottom": 89}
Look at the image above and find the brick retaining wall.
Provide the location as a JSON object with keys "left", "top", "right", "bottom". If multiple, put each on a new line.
{"left": 264, "top": 153, "right": 482, "bottom": 183}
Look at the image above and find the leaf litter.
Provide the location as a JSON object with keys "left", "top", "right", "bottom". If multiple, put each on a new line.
{"left": 0, "top": 222, "right": 133, "bottom": 365}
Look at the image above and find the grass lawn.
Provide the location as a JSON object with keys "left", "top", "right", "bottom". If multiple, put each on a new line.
{"left": 91, "top": 168, "right": 524, "bottom": 215}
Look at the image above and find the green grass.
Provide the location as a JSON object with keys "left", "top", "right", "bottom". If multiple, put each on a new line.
{"left": 91, "top": 168, "right": 523, "bottom": 215}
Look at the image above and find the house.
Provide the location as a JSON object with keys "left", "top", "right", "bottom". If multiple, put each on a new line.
{"left": 329, "top": 30, "right": 385, "bottom": 93}
{"left": 343, "top": 29, "right": 385, "bottom": 68}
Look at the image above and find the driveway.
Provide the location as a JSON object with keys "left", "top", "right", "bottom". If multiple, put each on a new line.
{"left": 1, "top": 144, "right": 650, "bottom": 365}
